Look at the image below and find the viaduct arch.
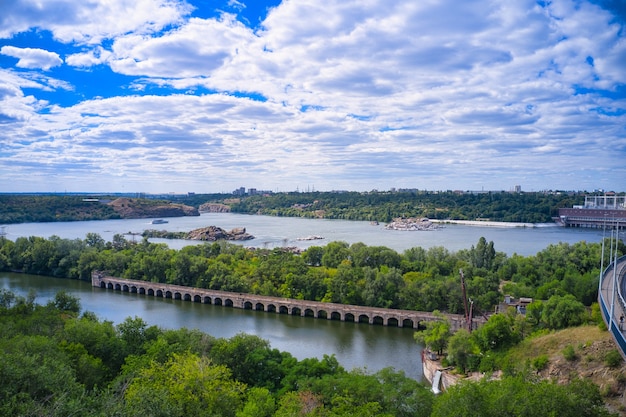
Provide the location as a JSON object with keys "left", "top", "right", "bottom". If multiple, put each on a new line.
{"left": 92, "top": 272, "right": 473, "bottom": 330}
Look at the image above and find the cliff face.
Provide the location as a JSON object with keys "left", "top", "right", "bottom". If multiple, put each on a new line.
{"left": 199, "top": 203, "right": 231, "bottom": 213}
{"left": 107, "top": 198, "right": 200, "bottom": 218}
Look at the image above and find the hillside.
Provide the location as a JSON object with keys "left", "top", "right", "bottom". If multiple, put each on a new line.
{"left": 505, "top": 326, "right": 625, "bottom": 413}
{"left": 107, "top": 197, "right": 199, "bottom": 218}
{"left": 0, "top": 195, "right": 200, "bottom": 224}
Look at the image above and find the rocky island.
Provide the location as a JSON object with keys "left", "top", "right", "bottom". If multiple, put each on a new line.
{"left": 385, "top": 217, "right": 441, "bottom": 231}
{"left": 143, "top": 226, "right": 254, "bottom": 241}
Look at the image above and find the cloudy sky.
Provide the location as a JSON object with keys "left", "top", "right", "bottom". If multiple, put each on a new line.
{"left": 1, "top": 0, "right": 625, "bottom": 194}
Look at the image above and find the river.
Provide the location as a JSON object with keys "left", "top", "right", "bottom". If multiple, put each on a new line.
{"left": 0, "top": 214, "right": 607, "bottom": 382}
{"left": 0, "top": 272, "right": 425, "bottom": 381}
{"left": 1, "top": 212, "right": 605, "bottom": 256}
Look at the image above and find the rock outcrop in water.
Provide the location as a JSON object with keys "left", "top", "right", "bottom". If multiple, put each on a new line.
{"left": 385, "top": 217, "right": 441, "bottom": 231}
{"left": 187, "top": 226, "right": 253, "bottom": 241}
{"left": 143, "top": 226, "right": 253, "bottom": 241}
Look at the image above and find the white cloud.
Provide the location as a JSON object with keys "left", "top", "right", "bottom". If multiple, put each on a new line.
{"left": 0, "top": 0, "right": 624, "bottom": 192}
{"left": 0, "top": 46, "right": 62, "bottom": 70}
{"left": 0, "top": 0, "right": 192, "bottom": 44}
{"left": 108, "top": 15, "right": 253, "bottom": 77}
{"left": 66, "top": 46, "right": 112, "bottom": 67}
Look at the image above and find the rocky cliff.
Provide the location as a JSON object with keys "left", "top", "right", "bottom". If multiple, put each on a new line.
{"left": 107, "top": 198, "right": 200, "bottom": 218}
{"left": 199, "top": 203, "right": 231, "bottom": 213}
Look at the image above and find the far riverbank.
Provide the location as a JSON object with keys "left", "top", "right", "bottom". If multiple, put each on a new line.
{"left": 431, "top": 219, "right": 551, "bottom": 228}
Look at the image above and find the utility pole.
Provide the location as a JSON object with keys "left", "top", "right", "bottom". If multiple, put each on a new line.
{"left": 460, "top": 269, "right": 472, "bottom": 331}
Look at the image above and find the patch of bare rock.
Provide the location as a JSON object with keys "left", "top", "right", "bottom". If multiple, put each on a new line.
{"left": 385, "top": 217, "right": 442, "bottom": 231}
{"left": 108, "top": 197, "right": 199, "bottom": 218}
{"left": 199, "top": 203, "right": 231, "bottom": 213}
{"left": 186, "top": 226, "right": 253, "bottom": 241}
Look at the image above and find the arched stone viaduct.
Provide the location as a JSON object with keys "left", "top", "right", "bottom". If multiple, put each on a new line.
{"left": 92, "top": 272, "right": 474, "bottom": 331}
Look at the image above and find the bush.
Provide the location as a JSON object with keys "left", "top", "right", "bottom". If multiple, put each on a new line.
{"left": 605, "top": 349, "right": 623, "bottom": 369}
{"left": 532, "top": 355, "right": 549, "bottom": 371}
{"left": 563, "top": 345, "right": 578, "bottom": 362}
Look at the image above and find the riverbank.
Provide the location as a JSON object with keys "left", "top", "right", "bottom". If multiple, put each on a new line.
{"left": 431, "top": 219, "right": 553, "bottom": 228}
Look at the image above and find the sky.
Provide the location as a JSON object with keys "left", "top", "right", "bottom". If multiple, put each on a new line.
{"left": 0, "top": 0, "right": 625, "bottom": 194}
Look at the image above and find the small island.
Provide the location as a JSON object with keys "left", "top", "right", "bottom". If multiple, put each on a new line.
{"left": 385, "top": 217, "right": 442, "bottom": 231}
{"left": 296, "top": 235, "right": 325, "bottom": 241}
{"left": 143, "top": 226, "right": 254, "bottom": 241}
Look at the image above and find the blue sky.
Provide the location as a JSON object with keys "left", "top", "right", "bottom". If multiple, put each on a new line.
{"left": 1, "top": 0, "right": 625, "bottom": 194}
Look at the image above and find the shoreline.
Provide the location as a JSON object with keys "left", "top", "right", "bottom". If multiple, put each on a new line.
{"left": 430, "top": 219, "right": 555, "bottom": 228}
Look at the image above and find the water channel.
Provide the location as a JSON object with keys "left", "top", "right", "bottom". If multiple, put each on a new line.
{"left": 0, "top": 272, "right": 425, "bottom": 380}
{"left": 0, "top": 213, "right": 606, "bottom": 381}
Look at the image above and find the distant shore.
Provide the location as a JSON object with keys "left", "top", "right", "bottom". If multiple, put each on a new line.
{"left": 430, "top": 219, "right": 555, "bottom": 228}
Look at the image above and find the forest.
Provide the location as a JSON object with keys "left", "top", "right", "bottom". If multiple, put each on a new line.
{"left": 0, "top": 233, "right": 618, "bottom": 315}
{"left": 0, "top": 289, "right": 616, "bottom": 416}
{"left": 0, "top": 194, "right": 121, "bottom": 223}
{"left": 222, "top": 190, "right": 587, "bottom": 223}
{"left": 0, "top": 190, "right": 589, "bottom": 224}
{"left": 0, "top": 232, "right": 624, "bottom": 415}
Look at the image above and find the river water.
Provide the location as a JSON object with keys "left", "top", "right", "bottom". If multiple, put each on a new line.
{"left": 0, "top": 272, "right": 425, "bottom": 380}
{"left": 0, "top": 214, "right": 606, "bottom": 381}
{"left": 2, "top": 212, "right": 605, "bottom": 256}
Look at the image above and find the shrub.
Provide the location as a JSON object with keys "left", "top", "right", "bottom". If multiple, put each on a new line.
{"left": 532, "top": 354, "right": 549, "bottom": 371}
{"left": 562, "top": 344, "right": 578, "bottom": 361}
{"left": 605, "top": 349, "right": 623, "bottom": 369}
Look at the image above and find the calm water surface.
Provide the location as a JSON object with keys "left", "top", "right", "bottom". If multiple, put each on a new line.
{"left": 3, "top": 212, "right": 604, "bottom": 256}
{"left": 0, "top": 272, "right": 424, "bottom": 381}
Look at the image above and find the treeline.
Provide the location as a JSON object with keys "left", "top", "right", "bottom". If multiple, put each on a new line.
{"left": 0, "top": 290, "right": 615, "bottom": 416}
{"left": 1, "top": 234, "right": 621, "bottom": 316}
{"left": 0, "top": 194, "right": 121, "bottom": 223}
{"left": 222, "top": 190, "right": 583, "bottom": 223}
{"left": 0, "top": 190, "right": 587, "bottom": 225}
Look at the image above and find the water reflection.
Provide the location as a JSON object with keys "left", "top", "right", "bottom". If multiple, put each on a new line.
{"left": 1, "top": 272, "right": 423, "bottom": 380}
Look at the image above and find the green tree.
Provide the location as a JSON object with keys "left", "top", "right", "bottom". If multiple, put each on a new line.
{"left": 473, "top": 312, "right": 519, "bottom": 352}
{"left": 302, "top": 246, "right": 324, "bottom": 267}
{"left": 85, "top": 232, "right": 106, "bottom": 249}
{"left": 447, "top": 328, "right": 480, "bottom": 373}
{"left": 237, "top": 387, "right": 276, "bottom": 417}
{"left": 432, "top": 375, "right": 615, "bottom": 417}
{"left": 0, "top": 335, "right": 86, "bottom": 416}
{"left": 123, "top": 352, "right": 246, "bottom": 417}
{"left": 49, "top": 290, "right": 81, "bottom": 314}
{"left": 321, "top": 241, "right": 350, "bottom": 268}
{"left": 541, "top": 294, "right": 587, "bottom": 329}
{"left": 414, "top": 311, "right": 451, "bottom": 355}
{"left": 210, "top": 333, "right": 285, "bottom": 389}
{"left": 117, "top": 316, "right": 159, "bottom": 356}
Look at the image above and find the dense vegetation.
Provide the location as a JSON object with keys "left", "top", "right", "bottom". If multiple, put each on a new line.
{"left": 0, "top": 194, "right": 121, "bottom": 223}
{"left": 0, "top": 290, "right": 616, "bottom": 416}
{"left": 0, "top": 190, "right": 588, "bottom": 224}
{"left": 1, "top": 233, "right": 621, "bottom": 317}
{"left": 223, "top": 190, "right": 585, "bottom": 223}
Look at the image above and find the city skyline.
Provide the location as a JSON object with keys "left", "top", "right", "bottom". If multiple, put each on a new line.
{"left": 1, "top": 0, "right": 625, "bottom": 193}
